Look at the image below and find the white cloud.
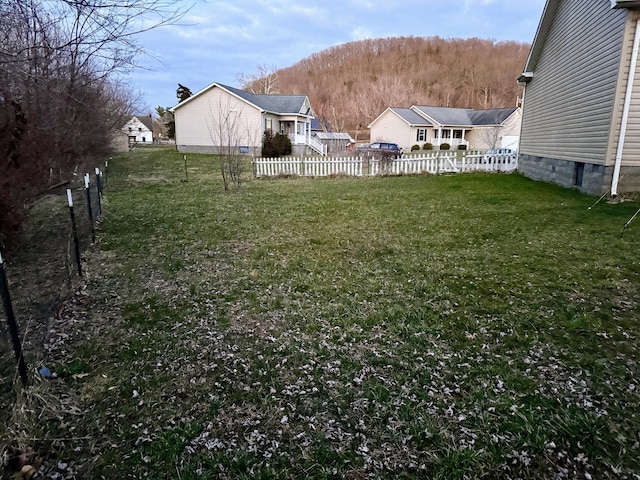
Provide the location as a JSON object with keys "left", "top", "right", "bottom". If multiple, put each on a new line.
{"left": 351, "top": 26, "right": 374, "bottom": 40}
{"left": 134, "top": 0, "right": 547, "bottom": 111}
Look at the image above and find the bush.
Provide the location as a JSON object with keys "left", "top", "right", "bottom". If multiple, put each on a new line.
{"left": 262, "top": 130, "right": 292, "bottom": 157}
{"left": 458, "top": 144, "right": 467, "bottom": 151}
{"left": 411, "top": 144, "right": 419, "bottom": 151}
{"left": 440, "top": 143, "right": 450, "bottom": 150}
{"left": 423, "top": 143, "right": 433, "bottom": 150}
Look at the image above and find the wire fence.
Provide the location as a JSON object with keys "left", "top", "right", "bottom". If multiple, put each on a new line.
{"left": 0, "top": 163, "right": 107, "bottom": 409}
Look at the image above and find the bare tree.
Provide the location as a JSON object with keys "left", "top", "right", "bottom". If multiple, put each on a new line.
{"left": 274, "top": 37, "right": 529, "bottom": 139}
{"left": 237, "top": 64, "right": 280, "bottom": 94}
{"left": 0, "top": 0, "right": 190, "bottom": 241}
{"left": 207, "top": 98, "right": 261, "bottom": 191}
{"left": 475, "top": 111, "right": 508, "bottom": 150}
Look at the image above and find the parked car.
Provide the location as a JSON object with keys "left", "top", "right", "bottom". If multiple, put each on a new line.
{"left": 357, "top": 142, "right": 403, "bottom": 159}
{"left": 482, "top": 148, "right": 516, "bottom": 163}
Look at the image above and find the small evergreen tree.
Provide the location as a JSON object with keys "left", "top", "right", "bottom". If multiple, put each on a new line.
{"left": 262, "top": 130, "right": 292, "bottom": 157}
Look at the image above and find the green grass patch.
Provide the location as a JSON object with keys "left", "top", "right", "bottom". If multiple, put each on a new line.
{"left": 14, "top": 148, "right": 640, "bottom": 479}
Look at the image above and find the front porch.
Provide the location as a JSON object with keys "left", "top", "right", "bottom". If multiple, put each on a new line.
{"left": 432, "top": 128, "right": 469, "bottom": 148}
{"left": 279, "top": 117, "right": 327, "bottom": 155}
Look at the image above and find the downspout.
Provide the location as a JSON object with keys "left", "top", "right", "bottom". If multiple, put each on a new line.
{"left": 612, "top": 17, "right": 640, "bottom": 197}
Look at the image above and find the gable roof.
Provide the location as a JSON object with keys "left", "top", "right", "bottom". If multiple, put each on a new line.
{"left": 172, "top": 82, "right": 312, "bottom": 116}
{"left": 126, "top": 115, "right": 153, "bottom": 131}
{"left": 391, "top": 108, "right": 433, "bottom": 126}
{"left": 411, "top": 106, "right": 518, "bottom": 127}
{"left": 469, "top": 107, "right": 519, "bottom": 126}
{"left": 519, "top": 0, "right": 561, "bottom": 82}
{"left": 521, "top": 0, "right": 640, "bottom": 83}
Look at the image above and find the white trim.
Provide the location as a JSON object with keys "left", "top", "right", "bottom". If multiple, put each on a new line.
{"left": 612, "top": 18, "right": 640, "bottom": 196}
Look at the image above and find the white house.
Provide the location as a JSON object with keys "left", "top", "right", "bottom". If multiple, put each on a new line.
{"left": 170, "top": 83, "right": 326, "bottom": 155}
{"left": 368, "top": 106, "right": 521, "bottom": 152}
{"left": 122, "top": 115, "right": 154, "bottom": 145}
{"left": 518, "top": 0, "right": 640, "bottom": 194}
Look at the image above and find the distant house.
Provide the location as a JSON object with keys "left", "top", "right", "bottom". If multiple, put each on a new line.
{"left": 170, "top": 82, "right": 326, "bottom": 155}
{"left": 518, "top": 0, "right": 640, "bottom": 195}
{"left": 122, "top": 115, "right": 154, "bottom": 145}
{"left": 368, "top": 106, "right": 521, "bottom": 152}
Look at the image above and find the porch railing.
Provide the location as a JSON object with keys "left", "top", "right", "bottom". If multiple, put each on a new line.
{"left": 288, "top": 133, "right": 328, "bottom": 155}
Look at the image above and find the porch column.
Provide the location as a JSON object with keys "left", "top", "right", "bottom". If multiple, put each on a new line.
{"left": 437, "top": 128, "right": 442, "bottom": 146}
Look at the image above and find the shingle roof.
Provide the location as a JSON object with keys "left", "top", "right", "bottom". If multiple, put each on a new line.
{"left": 391, "top": 108, "right": 433, "bottom": 126}
{"left": 469, "top": 107, "right": 519, "bottom": 126}
{"left": 413, "top": 106, "right": 517, "bottom": 127}
{"left": 171, "top": 82, "right": 312, "bottom": 116}
{"left": 218, "top": 84, "right": 310, "bottom": 115}
{"left": 134, "top": 115, "right": 154, "bottom": 131}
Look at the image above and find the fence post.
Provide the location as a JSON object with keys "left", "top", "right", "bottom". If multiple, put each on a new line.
{"left": 94, "top": 167, "right": 103, "bottom": 216}
{"left": 67, "top": 189, "right": 82, "bottom": 277}
{"left": 84, "top": 174, "right": 96, "bottom": 243}
{"left": 183, "top": 155, "right": 189, "bottom": 182}
{"left": 0, "top": 252, "right": 28, "bottom": 387}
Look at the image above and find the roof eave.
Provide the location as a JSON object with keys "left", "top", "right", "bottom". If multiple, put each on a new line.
{"left": 611, "top": 0, "right": 640, "bottom": 8}
{"left": 522, "top": 0, "right": 560, "bottom": 75}
{"left": 518, "top": 72, "right": 534, "bottom": 84}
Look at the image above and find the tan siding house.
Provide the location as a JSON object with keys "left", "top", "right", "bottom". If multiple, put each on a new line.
{"left": 466, "top": 108, "right": 522, "bottom": 151}
{"left": 369, "top": 106, "right": 520, "bottom": 152}
{"left": 518, "top": 0, "right": 640, "bottom": 194}
{"left": 369, "top": 108, "right": 433, "bottom": 151}
{"left": 171, "top": 83, "right": 323, "bottom": 155}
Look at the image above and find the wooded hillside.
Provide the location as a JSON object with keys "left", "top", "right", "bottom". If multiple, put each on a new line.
{"left": 273, "top": 37, "right": 530, "bottom": 139}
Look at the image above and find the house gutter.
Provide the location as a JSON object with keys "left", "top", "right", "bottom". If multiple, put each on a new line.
{"left": 612, "top": 17, "right": 640, "bottom": 197}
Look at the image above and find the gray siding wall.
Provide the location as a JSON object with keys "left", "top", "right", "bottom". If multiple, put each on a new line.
{"left": 520, "top": 0, "right": 627, "bottom": 164}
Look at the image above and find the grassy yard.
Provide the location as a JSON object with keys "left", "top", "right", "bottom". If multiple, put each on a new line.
{"left": 4, "top": 146, "right": 640, "bottom": 479}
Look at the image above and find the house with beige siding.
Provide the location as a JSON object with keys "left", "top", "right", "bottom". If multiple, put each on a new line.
{"left": 368, "top": 106, "right": 521, "bottom": 152}
{"left": 518, "top": 0, "right": 640, "bottom": 195}
{"left": 171, "top": 83, "right": 325, "bottom": 155}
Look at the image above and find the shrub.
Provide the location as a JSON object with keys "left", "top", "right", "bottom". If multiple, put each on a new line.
{"left": 440, "top": 143, "right": 450, "bottom": 150}
{"left": 458, "top": 144, "right": 467, "bottom": 151}
{"left": 411, "top": 144, "right": 419, "bottom": 151}
{"left": 262, "top": 130, "right": 292, "bottom": 157}
{"left": 423, "top": 143, "right": 433, "bottom": 150}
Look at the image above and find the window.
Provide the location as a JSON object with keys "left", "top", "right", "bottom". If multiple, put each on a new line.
{"left": 417, "top": 129, "right": 426, "bottom": 142}
{"left": 265, "top": 118, "right": 273, "bottom": 131}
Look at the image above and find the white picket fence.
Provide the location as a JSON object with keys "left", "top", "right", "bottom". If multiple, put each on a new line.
{"left": 253, "top": 151, "right": 517, "bottom": 178}
{"left": 253, "top": 156, "right": 363, "bottom": 177}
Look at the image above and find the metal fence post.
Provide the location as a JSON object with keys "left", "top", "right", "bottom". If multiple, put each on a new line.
{"left": 94, "top": 167, "right": 103, "bottom": 216}
{"left": 0, "top": 252, "right": 28, "bottom": 387}
{"left": 85, "top": 174, "right": 96, "bottom": 243}
{"left": 67, "top": 189, "right": 82, "bottom": 277}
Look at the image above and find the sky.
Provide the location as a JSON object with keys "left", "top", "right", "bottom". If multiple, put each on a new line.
{"left": 130, "top": 0, "right": 548, "bottom": 114}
